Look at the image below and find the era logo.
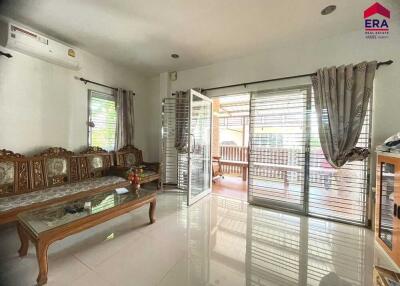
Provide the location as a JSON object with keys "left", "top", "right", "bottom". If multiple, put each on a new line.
{"left": 364, "top": 2, "right": 390, "bottom": 38}
{"left": 365, "top": 19, "right": 389, "bottom": 29}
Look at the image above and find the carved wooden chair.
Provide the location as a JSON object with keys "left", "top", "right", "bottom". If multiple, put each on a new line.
{"left": 80, "top": 146, "right": 113, "bottom": 178}
{"left": 114, "top": 145, "right": 161, "bottom": 188}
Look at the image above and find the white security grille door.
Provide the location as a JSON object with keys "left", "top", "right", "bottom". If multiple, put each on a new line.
{"left": 307, "top": 98, "right": 370, "bottom": 224}
{"left": 161, "top": 97, "right": 189, "bottom": 189}
{"left": 248, "top": 88, "right": 309, "bottom": 213}
{"left": 248, "top": 86, "right": 370, "bottom": 225}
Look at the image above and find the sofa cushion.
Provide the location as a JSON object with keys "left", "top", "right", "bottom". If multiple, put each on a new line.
{"left": 0, "top": 176, "right": 127, "bottom": 213}
{"left": 142, "top": 170, "right": 157, "bottom": 177}
{"left": 140, "top": 170, "right": 160, "bottom": 184}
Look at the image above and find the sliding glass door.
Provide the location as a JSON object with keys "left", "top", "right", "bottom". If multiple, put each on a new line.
{"left": 248, "top": 87, "right": 310, "bottom": 213}
{"left": 248, "top": 86, "right": 370, "bottom": 225}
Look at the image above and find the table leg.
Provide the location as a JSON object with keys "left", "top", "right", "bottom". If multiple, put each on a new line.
{"left": 17, "top": 223, "right": 29, "bottom": 257}
{"left": 149, "top": 199, "right": 156, "bottom": 224}
{"left": 36, "top": 241, "right": 49, "bottom": 286}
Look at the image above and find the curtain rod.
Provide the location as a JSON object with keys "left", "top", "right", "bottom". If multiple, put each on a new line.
{"left": 77, "top": 77, "right": 136, "bottom": 95}
{"left": 0, "top": 51, "right": 12, "bottom": 58}
{"left": 202, "top": 60, "right": 393, "bottom": 92}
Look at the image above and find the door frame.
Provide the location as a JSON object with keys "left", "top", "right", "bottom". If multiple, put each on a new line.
{"left": 187, "top": 89, "right": 213, "bottom": 206}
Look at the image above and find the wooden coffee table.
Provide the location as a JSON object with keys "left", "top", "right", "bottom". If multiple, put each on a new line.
{"left": 16, "top": 186, "right": 156, "bottom": 285}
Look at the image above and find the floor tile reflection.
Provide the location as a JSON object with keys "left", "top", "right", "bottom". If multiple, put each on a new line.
{"left": 0, "top": 192, "right": 396, "bottom": 286}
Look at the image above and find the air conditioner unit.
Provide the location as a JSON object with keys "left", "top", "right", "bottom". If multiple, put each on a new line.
{"left": 0, "top": 22, "right": 80, "bottom": 70}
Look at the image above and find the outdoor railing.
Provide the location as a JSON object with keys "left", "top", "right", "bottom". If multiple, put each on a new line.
{"left": 220, "top": 145, "right": 248, "bottom": 175}
{"left": 219, "top": 145, "right": 336, "bottom": 182}
{"left": 219, "top": 146, "right": 300, "bottom": 178}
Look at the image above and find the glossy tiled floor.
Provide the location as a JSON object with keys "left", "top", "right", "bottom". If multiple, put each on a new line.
{"left": 0, "top": 192, "right": 397, "bottom": 286}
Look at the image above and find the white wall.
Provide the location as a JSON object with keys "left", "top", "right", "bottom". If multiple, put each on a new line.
{"left": 0, "top": 43, "right": 153, "bottom": 158}
{"left": 150, "top": 28, "right": 400, "bottom": 165}
{"left": 1, "top": 19, "right": 399, "bottom": 168}
{"left": 146, "top": 75, "right": 162, "bottom": 162}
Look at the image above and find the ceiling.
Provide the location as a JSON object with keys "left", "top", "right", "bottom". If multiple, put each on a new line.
{"left": 0, "top": 0, "right": 398, "bottom": 76}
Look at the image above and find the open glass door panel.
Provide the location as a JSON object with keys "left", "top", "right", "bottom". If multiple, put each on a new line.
{"left": 188, "top": 89, "right": 213, "bottom": 206}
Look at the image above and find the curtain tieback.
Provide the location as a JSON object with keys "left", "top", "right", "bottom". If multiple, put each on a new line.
{"left": 346, "top": 147, "right": 370, "bottom": 162}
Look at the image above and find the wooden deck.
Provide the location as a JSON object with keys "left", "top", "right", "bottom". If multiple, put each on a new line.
{"left": 212, "top": 175, "right": 247, "bottom": 201}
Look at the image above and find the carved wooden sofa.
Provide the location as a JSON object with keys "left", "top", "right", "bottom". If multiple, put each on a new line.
{"left": 113, "top": 145, "right": 161, "bottom": 188}
{"left": 0, "top": 147, "right": 130, "bottom": 224}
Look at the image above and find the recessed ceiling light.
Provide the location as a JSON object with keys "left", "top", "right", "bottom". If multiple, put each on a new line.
{"left": 321, "top": 5, "right": 336, "bottom": 15}
{"left": 171, "top": 53, "right": 179, "bottom": 59}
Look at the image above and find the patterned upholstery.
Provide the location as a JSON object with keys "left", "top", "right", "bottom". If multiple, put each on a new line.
{"left": 125, "top": 153, "right": 137, "bottom": 165}
{"left": 0, "top": 150, "right": 28, "bottom": 197}
{"left": 45, "top": 157, "right": 69, "bottom": 187}
{"left": 46, "top": 158, "right": 67, "bottom": 177}
{"left": 0, "top": 176, "right": 127, "bottom": 213}
{"left": 89, "top": 156, "right": 104, "bottom": 170}
{"left": 0, "top": 150, "right": 24, "bottom": 191}
{"left": 0, "top": 162, "right": 14, "bottom": 185}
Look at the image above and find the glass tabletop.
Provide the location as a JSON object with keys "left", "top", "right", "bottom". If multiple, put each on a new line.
{"left": 18, "top": 186, "right": 155, "bottom": 237}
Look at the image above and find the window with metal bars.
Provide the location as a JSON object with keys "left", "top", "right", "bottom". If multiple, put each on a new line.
{"left": 88, "top": 90, "right": 117, "bottom": 151}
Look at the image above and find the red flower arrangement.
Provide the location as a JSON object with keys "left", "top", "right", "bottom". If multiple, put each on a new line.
{"left": 127, "top": 167, "right": 144, "bottom": 189}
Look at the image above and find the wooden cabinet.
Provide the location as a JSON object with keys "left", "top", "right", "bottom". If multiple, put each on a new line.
{"left": 376, "top": 153, "right": 400, "bottom": 267}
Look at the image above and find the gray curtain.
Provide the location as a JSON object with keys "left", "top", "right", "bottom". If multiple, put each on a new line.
{"left": 114, "top": 88, "right": 135, "bottom": 150}
{"left": 175, "top": 91, "right": 189, "bottom": 153}
{"left": 311, "top": 61, "right": 377, "bottom": 168}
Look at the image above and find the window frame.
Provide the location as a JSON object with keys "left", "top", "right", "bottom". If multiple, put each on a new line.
{"left": 87, "top": 89, "right": 117, "bottom": 151}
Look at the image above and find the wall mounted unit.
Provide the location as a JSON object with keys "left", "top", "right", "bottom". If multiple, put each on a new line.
{"left": 0, "top": 22, "right": 79, "bottom": 70}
